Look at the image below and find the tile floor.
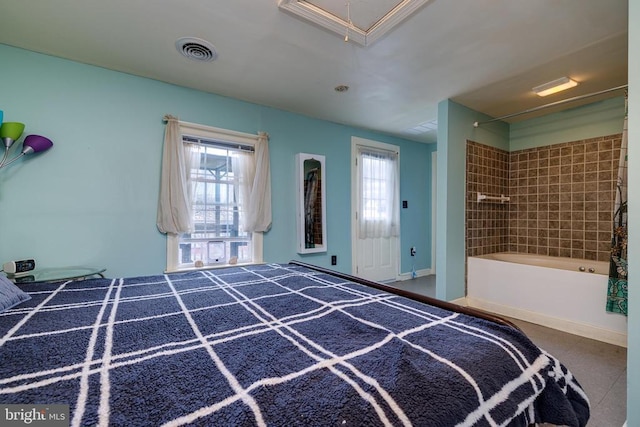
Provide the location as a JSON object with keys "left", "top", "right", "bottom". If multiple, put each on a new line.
{"left": 387, "top": 274, "right": 628, "bottom": 427}
{"left": 387, "top": 274, "right": 437, "bottom": 297}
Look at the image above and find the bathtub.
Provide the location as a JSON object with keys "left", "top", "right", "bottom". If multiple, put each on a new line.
{"left": 467, "top": 252, "right": 628, "bottom": 347}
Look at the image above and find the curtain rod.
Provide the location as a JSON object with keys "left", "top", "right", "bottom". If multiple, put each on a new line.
{"left": 473, "top": 84, "right": 628, "bottom": 128}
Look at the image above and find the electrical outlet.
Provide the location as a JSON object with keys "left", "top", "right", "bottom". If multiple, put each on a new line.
{"left": 410, "top": 247, "right": 416, "bottom": 256}
{"left": 331, "top": 255, "right": 337, "bottom": 265}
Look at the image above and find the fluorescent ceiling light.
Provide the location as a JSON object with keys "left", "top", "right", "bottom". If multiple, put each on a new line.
{"left": 532, "top": 77, "right": 578, "bottom": 97}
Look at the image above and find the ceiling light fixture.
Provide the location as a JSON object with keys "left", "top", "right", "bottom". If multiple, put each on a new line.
{"left": 334, "top": 85, "right": 349, "bottom": 92}
{"left": 405, "top": 119, "right": 437, "bottom": 135}
{"left": 532, "top": 77, "right": 578, "bottom": 97}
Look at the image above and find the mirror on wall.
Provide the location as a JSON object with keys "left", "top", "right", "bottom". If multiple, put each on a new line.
{"left": 296, "top": 153, "right": 327, "bottom": 254}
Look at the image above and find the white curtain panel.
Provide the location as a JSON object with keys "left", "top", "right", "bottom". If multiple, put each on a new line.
{"left": 233, "top": 147, "right": 254, "bottom": 232}
{"left": 233, "top": 132, "right": 272, "bottom": 233}
{"left": 156, "top": 115, "right": 194, "bottom": 235}
{"left": 245, "top": 132, "right": 272, "bottom": 232}
{"left": 357, "top": 147, "right": 399, "bottom": 239}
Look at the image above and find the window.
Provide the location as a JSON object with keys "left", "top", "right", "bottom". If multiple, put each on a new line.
{"left": 361, "top": 152, "right": 393, "bottom": 222}
{"left": 165, "top": 124, "right": 265, "bottom": 272}
{"left": 180, "top": 141, "right": 252, "bottom": 266}
{"left": 357, "top": 146, "right": 399, "bottom": 238}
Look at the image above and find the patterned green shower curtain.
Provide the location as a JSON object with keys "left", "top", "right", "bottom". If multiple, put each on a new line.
{"left": 606, "top": 112, "right": 628, "bottom": 316}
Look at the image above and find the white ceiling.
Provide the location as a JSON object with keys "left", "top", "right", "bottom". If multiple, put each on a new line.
{"left": 0, "top": 0, "right": 628, "bottom": 143}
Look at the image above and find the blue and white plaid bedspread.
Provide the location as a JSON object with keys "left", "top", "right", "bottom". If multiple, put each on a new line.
{"left": 0, "top": 263, "right": 589, "bottom": 426}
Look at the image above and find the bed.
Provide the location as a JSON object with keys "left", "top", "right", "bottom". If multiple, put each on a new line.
{"left": 0, "top": 261, "right": 589, "bottom": 426}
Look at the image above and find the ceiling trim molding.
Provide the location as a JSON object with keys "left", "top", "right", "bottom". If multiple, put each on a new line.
{"left": 279, "top": 0, "right": 367, "bottom": 45}
{"left": 278, "top": 0, "right": 432, "bottom": 46}
{"left": 366, "top": 0, "right": 432, "bottom": 45}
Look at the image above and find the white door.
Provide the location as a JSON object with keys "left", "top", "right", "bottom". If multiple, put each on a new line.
{"left": 351, "top": 137, "right": 400, "bottom": 282}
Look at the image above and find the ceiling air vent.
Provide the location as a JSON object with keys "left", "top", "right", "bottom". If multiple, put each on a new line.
{"left": 175, "top": 37, "right": 217, "bottom": 62}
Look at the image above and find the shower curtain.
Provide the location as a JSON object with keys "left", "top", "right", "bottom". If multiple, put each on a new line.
{"left": 606, "top": 107, "right": 628, "bottom": 316}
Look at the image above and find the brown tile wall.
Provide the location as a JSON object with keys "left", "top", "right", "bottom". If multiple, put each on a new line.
{"left": 508, "top": 134, "right": 621, "bottom": 261}
{"left": 465, "top": 134, "right": 622, "bottom": 261}
{"left": 466, "top": 141, "right": 510, "bottom": 256}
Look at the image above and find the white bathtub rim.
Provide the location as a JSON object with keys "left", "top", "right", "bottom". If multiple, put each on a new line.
{"left": 473, "top": 252, "right": 609, "bottom": 275}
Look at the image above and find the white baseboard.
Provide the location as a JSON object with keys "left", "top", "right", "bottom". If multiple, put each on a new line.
{"left": 466, "top": 297, "right": 627, "bottom": 348}
{"left": 396, "top": 268, "right": 433, "bottom": 281}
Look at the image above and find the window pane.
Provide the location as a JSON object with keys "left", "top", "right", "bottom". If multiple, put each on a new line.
{"left": 361, "top": 155, "right": 391, "bottom": 221}
{"left": 178, "top": 143, "right": 252, "bottom": 267}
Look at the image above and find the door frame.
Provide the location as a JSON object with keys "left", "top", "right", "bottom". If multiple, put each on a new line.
{"left": 350, "top": 136, "right": 400, "bottom": 279}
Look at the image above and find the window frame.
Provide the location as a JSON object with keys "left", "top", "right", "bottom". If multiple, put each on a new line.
{"left": 165, "top": 121, "right": 264, "bottom": 273}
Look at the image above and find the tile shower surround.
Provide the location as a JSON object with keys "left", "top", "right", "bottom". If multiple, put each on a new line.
{"left": 466, "top": 134, "right": 622, "bottom": 261}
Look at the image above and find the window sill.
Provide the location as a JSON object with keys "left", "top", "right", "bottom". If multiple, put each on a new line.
{"left": 166, "top": 233, "right": 263, "bottom": 274}
{"left": 164, "top": 261, "right": 263, "bottom": 274}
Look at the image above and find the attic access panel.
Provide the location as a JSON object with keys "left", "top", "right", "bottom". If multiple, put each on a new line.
{"left": 278, "top": 0, "right": 431, "bottom": 46}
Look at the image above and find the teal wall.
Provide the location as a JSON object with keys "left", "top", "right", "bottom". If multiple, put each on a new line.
{"left": 435, "top": 100, "right": 509, "bottom": 300}
{"left": 627, "top": 0, "right": 638, "bottom": 423}
{"left": 510, "top": 96, "right": 626, "bottom": 150}
{"left": 0, "top": 44, "right": 434, "bottom": 278}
